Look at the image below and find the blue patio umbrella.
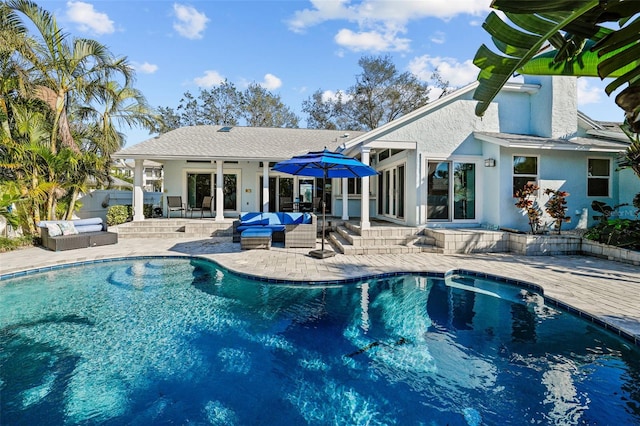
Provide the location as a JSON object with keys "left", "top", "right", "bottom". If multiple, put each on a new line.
{"left": 273, "top": 148, "right": 377, "bottom": 258}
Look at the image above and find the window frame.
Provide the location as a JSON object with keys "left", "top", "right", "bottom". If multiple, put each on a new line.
{"left": 347, "top": 178, "right": 362, "bottom": 195}
{"left": 512, "top": 155, "right": 539, "bottom": 197}
{"left": 587, "top": 157, "right": 611, "bottom": 197}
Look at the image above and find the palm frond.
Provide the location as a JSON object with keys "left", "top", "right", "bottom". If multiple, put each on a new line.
{"left": 473, "top": 0, "right": 640, "bottom": 117}
{"left": 473, "top": 2, "right": 600, "bottom": 116}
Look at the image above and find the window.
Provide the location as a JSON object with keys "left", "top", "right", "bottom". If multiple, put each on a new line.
{"left": 513, "top": 156, "right": 538, "bottom": 196}
{"left": 347, "top": 178, "right": 362, "bottom": 195}
{"left": 588, "top": 158, "right": 610, "bottom": 197}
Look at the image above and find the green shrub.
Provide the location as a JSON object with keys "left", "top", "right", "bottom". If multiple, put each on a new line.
{"left": 106, "top": 205, "right": 131, "bottom": 226}
{"left": 584, "top": 219, "right": 640, "bottom": 250}
{"left": 144, "top": 204, "right": 153, "bottom": 219}
{"left": 0, "top": 235, "right": 37, "bottom": 252}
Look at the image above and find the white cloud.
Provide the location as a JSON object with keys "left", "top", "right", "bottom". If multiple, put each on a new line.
{"left": 260, "top": 74, "right": 282, "bottom": 91}
{"left": 288, "top": 1, "right": 488, "bottom": 53}
{"left": 430, "top": 31, "right": 445, "bottom": 44}
{"left": 577, "top": 78, "right": 602, "bottom": 106}
{"left": 66, "top": 1, "right": 115, "bottom": 35}
{"left": 408, "top": 55, "right": 478, "bottom": 88}
{"left": 133, "top": 62, "right": 158, "bottom": 74}
{"left": 194, "top": 70, "right": 224, "bottom": 88}
{"left": 322, "top": 89, "right": 351, "bottom": 103}
{"left": 173, "top": 4, "right": 209, "bottom": 40}
{"left": 334, "top": 28, "right": 410, "bottom": 52}
{"left": 288, "top": 0, "right": 489, "bottom": 32}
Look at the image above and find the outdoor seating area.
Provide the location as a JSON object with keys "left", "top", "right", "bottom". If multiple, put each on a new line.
{"left": 233, "top": 212, "right": 317, "bottom": 248}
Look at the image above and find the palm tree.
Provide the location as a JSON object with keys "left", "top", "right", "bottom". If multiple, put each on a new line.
{"left": 2, "top": 1, "right": 161, "bottom": 225}
{"left": 472, "top": 1, "right": 640, "bottom": 130}
{"left": 85, "top": 80, "right": 160, "bottom": 155}
{"left": 6, "top": 0, "right": 134, "bottom": 154}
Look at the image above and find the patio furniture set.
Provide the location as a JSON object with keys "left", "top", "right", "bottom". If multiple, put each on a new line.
{"left": 165, "top": 196, "right": 317, "bottom": 250}
{"left": 233, "top": 212, "right": 317, "bottom": 250}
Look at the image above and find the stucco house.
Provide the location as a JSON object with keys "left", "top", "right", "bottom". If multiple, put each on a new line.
{"left": 113, "top": 75, "right": 638, "bottom": 232}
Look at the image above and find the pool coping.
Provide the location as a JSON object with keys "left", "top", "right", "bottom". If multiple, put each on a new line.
{"left": 2, "top": 254, "right": 638, "bottom": 349}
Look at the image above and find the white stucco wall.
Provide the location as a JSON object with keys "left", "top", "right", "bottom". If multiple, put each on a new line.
{"left": 497, "top": 148, "right": 622, "bottom": 231}
{"left": 527, "top": 76, "right": 578, "bottom": 138}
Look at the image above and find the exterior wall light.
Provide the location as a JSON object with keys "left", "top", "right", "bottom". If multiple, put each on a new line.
{"left": 484, "top": 158, "right": 496, "bottom": 167}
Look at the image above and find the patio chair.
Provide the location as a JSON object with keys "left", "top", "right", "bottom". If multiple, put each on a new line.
{"left": 167, "top": 196, "right": 186, "bottom": 218}
{"left": 191, "top": 196, "right": 213, "bottom": 218}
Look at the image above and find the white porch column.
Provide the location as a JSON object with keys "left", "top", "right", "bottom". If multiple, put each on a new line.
{"left": 262, "top": 163, "right": 270, "bottom": 212}
{"left": 133, "top": 159, "right": 145, "bottom": 221}
{"left": 341, "top": 178, "right": 349, "bottom": 220}
{"left": 360, "top": 147, "right": 371, "bottom": 230}
{"left": 215, "top": 161, "right": 224, "bottom": 221}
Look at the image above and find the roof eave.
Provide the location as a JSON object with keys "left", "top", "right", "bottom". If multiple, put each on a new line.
{"left": 474, "top": 132, "right": 626, "bottom": 153}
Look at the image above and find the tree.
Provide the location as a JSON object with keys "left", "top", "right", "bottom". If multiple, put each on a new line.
{"left": 242, "top": 83, "right": 299, "bottom": 128}
{"left": 7, "top": 0, "right": 134, "bottom": 155}
{"left": 154, "top": 80, "right": 298, "bottom": 132}
{"left": 1, "top": 0, "right": 160, "bottom": 228}
{"left": 303, "top": 55, "right": 437, "bottom": 131}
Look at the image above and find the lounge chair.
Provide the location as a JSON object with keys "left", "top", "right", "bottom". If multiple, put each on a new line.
{"left": 167, "top": 196, "right": 186, "bottom": 218}
{"left": 191, "top": 196, "right": 213, "bottom": 218}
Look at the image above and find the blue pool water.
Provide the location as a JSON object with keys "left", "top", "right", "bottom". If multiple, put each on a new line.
{"left": 1, "top": 258, "right": 639, "bottom": 425}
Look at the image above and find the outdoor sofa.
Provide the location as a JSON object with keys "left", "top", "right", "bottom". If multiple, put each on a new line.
{"left": 233, "top": 212, "right": 317, "bottom": 248}
{"left": 38, "top": 217, "right": 118, "bottom": 251}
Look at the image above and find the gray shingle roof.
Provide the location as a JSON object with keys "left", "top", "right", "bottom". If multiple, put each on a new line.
{"left": 114, "top": 126, "right": 366, "bottom": 161}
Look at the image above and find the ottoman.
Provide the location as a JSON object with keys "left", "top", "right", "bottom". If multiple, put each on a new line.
{"left": 241, "top": 228, "right": 272, "bottom": 250}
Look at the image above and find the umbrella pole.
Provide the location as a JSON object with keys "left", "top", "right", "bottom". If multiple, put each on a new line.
{"left": 321, "top": 172, "right": 326, "bottom": 252}
{"left": 310, "top": 168, "right": 335, "bottom": 259}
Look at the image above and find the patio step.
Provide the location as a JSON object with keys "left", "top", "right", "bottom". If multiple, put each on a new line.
{"left": 329, "top": 225, "right": 439, "bottom": 255}
{"left": 113, "top": 219, "right": 233, "bottom": 239}
{"left": 334, "top": 225, "right": 418, "bottom": 247}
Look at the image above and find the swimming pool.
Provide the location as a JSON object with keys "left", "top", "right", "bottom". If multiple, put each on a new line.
{"left": 1, "top": 258, "right": 638, "bottom": 425}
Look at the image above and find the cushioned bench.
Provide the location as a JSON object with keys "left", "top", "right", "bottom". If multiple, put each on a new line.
{"left": 241, "top": 228, "right": 272, "bottom": 250}
{"left": 38, "top": 218, "right": 118, "bottom": 251}
{"left": 233, "top": 212, "right": 317, "bottom": 248}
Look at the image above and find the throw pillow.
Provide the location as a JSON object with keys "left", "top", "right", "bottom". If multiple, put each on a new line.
{"left": 46, "top": 223, "right": 63, "bottom": 237}
{"left": 58, "top": 221, "right": 79, "bottom": 236}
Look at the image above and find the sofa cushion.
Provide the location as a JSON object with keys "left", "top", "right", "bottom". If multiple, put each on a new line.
{"left": 76, "top": 224, "right": 104, "bottom": 233}
{"left": 240, "top": 212, "right": 267, "bottom": 225}
{"left": 46, "top": 223, "right": 63, "bottom": 237}
{"left": 73, "top": 217, "right": 103, "bottom": 226}
{"left": 58, "top": 221, "right": 79, "bottom": 236}
{"left": 241, "top": 228, "right": 273, "bottom": 238}
{"left": 237, "top": 224, "right": 286, "bottom": 232}
{"left": 281, "top": 212, "right": 304, "bottom": 225}
{"left": 261, "top": 213, "right": 281, "bottom": 225}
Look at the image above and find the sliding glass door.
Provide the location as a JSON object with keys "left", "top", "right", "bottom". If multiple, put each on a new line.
{"left": 378, "top": 163, "right": 405, "bottom": 220}
{"left": 187, "top": 172, "right": 239, "bottom": 213}
{"left": 427, "top": 161, "right": 476, "bottom": 221}
{"left": 187, "top": 173, "right": 212, "bottom": 209}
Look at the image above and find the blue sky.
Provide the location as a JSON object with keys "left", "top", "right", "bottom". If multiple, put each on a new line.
{"left": 35, "top": 0, "right": 626, "bottom": 147}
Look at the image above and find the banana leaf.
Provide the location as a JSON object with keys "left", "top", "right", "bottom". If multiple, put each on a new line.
{"left": 473, "top": 0, "right": 640, "bottom": 117}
